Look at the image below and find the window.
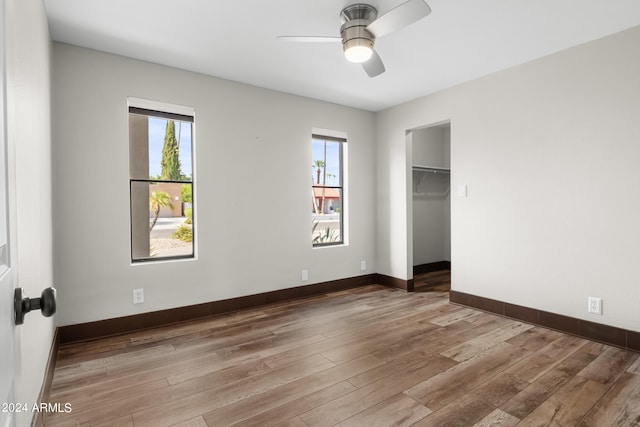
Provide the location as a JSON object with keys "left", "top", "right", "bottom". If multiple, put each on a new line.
{"left": 129, "top": 105, "right": 195, "bottom": 262}
{"left": 311, "top": 134, "right": 344, "bottom": 246}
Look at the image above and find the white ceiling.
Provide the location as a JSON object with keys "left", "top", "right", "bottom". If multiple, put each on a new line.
{"left": 44, "top": 0, "right": 640, "bottom": 112}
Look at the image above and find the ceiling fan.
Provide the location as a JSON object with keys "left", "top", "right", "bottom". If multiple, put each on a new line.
{"left": 278, "top": 0, "right": 431, "bottom": 77}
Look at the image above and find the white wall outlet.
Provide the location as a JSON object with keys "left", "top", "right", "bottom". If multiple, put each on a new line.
{"left": 360, "top": 260, "right": 367, "bottom": 271}
{"left": 588, "top": 297, "right": 602, "bottom": 315}
{"left": 458, "top": 184, "right": 468, "bottom": 197}
{"left": 301, "top": 269, "right": 309, "bottom": 282}
{"left": 133, "top": 288, "right": 144, "bottom": 304}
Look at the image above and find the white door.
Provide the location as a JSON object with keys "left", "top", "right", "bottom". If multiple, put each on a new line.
{"left": 0, "top": 0, "right": 16, "bottom": 425}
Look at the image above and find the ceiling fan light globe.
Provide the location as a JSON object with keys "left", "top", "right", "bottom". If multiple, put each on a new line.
{"left": 345, "top": 45, "right": 373, "bottom": 63}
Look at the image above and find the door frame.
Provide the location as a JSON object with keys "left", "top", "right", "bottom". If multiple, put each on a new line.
{"left": 406, "top": 120, "right": 452, "bottom": 281}
{"left": 0, "top": 0, "right": 17, "bottom": 426}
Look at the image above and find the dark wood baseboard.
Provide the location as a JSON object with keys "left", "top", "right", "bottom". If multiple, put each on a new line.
{"left": 376, "top": 273, "right": 414, "bottom": 292}
{"left": 413, "top": 261, "right": 451, "bottom": 276}
{"left": 31, "top": 328, "right": 60, "bottom": 427}
{"left": 450, "top": 290, "right": 640, "bottom": 353}
{"left": 59, "top": 274, "right": 377, "bottom": 344}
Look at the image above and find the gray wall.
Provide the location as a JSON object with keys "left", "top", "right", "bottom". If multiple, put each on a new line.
{"left": 5, "top": 0, "right": 54, "bottom": 425}
{"left": 376, "top": 26, "right": 640, "bottom": 331}
{"left": 52, "top": 43, "right": 377, "bottom": 326}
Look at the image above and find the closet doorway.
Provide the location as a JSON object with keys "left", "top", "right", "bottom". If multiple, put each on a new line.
{"left": 409, "top": 122, "right": 451, "bottom": 292}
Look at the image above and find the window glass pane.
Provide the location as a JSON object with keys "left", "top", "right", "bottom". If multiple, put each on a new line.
{"left": 131, "top": 181, "right": 194, "bottom": 260}
{"left": 312, "top": 139, "right": 341, "bottom": 186}
{"left": 312, "top": 188, "right": 342, "bottom": 245}
{"left": 148, "top": 118, "right": 192, "bottom": 180}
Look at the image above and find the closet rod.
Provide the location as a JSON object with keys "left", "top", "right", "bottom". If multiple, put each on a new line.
{"left": 412, "top": 165, "right": 450, "bottom": 174}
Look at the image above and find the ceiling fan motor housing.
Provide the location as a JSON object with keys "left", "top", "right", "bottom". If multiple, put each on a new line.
{"left": 340, "top": 4, "right": 378, "bottom": 59}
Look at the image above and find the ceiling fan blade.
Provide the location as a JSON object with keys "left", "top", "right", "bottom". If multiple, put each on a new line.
{"left": 362, "top": 50, "right": 385, "bottom": 77}
{"left": 277, "top": 36, "right": 341, "bottom": 43}
{"left": 366, "top": 0, "right": 431, "bottom": 38}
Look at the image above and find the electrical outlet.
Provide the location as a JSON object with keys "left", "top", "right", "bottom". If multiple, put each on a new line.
{"left": 133, "top": 288, "right": 144, "bottom": 304}
{"left": 588, "top": 297, "right": 602, "bottom": 315}
{"left": 301, "top": 269, "right": 309, "bottom": 282}
{"left": 360, "top": 260, "right": 367, "bottom": 271}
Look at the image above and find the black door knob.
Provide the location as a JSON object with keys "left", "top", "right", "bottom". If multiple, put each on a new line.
{"left": 14, "top": 287, "right": 57, "bottom": 325}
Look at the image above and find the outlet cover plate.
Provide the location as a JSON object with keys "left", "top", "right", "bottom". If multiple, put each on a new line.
{"left": 588, "top": 297, "right": 602, "bottom": 315}
{"left": 133, "top": 288, "right": 144, "bottom": 304}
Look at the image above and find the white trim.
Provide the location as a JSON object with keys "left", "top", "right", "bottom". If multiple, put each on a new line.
{"left": 311, "top": 129, "right": 349, "bottom": 247}
{"left": 127, "top": 97, "right": 195, "bottom": 117}
{"left": 130, "top": 256, "right": 198, "bottom": 267}
{"left": 127, "top": 97, "right": 197, "bottom": 264}
{"left": 311, "top": 127, "right": 347, "bottom": 141}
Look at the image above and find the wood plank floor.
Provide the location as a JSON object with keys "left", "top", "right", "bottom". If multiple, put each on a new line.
{"left": 48, "top": 273, "right": 640, "bottom": 426}
{"left": 413, "top": 270, "right": 451, "bottom": 293}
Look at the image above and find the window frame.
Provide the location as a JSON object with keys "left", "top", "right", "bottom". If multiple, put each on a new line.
{"left": 311, "top": 134, "right": 345, "bottom": 248}
{"left": 129, "top": 105, "right": 196, "bottom": 263}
